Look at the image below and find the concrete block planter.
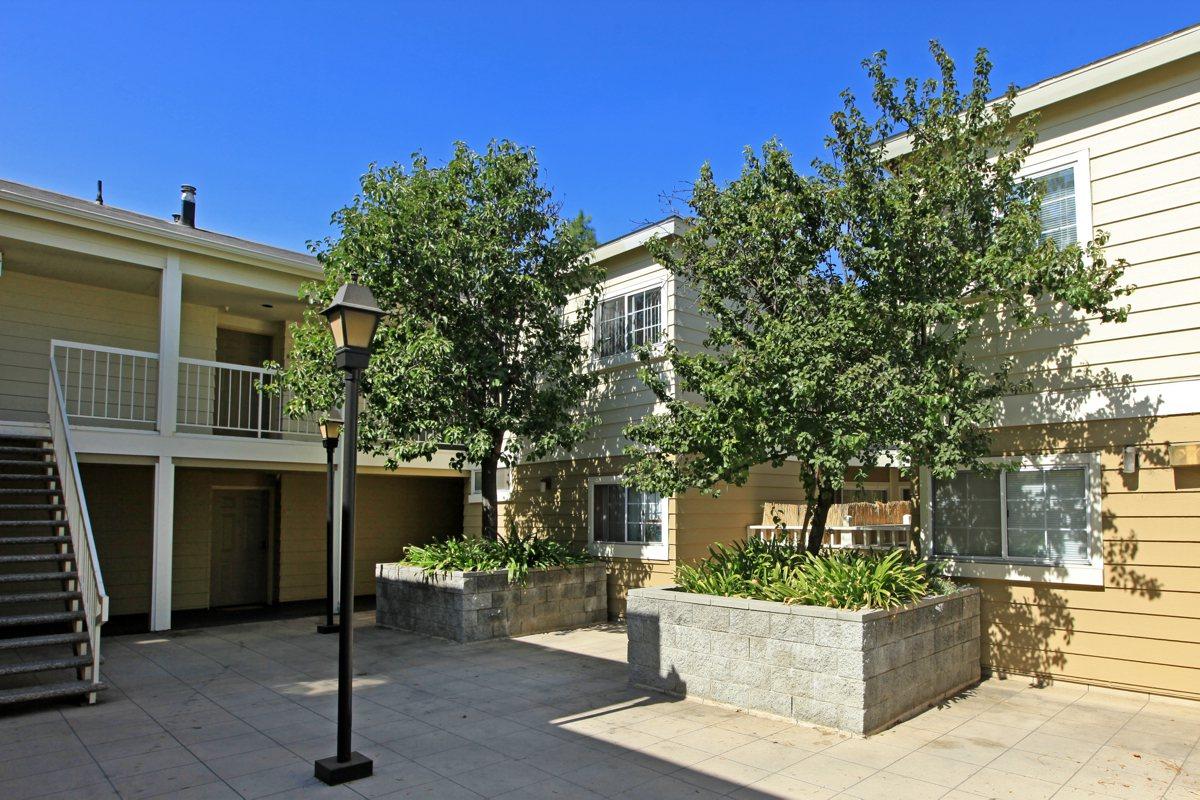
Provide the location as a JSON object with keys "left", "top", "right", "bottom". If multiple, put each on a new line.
{"left": 626, "top": 586, "right": 980, "bottom": 735}
{"left": 376, "top": 563, "right": 607, "bottom": 643}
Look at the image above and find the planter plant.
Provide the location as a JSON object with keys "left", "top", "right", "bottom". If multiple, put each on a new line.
{"left": 376, "top": 534, "right": 607, "bottom": 642}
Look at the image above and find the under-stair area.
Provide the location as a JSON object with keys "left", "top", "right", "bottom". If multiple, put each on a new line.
{"left": 0, "top": 434, "right": 105, "bottom": 707}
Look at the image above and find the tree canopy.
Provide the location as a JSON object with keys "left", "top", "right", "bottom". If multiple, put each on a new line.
{"left": 275, "top": 140, "right": 604, "bottom": 539}
{"left": 625, "top": 43, "right": 1130, "bottom": 552}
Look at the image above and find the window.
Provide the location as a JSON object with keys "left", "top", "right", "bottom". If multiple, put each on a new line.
{"left": 1021, "top": 151, "right": 1091, "bottom": 250}
{"left": 467, "top": 466, "right": 511, "bottom": 503}
{"left": 837, "top": 486, "right": 890, "bottom": 504}
{"left": 588, "top": 477, "right": 668, "bottom": 559}
{"left": 1036, "top": 167, "right": 1077, "bottom": 249}
{"left": 595, "top": 286, "right": 662, "bottom": 358}
{"left": 921, "top": 453, "right": 1102, "bottom": 585}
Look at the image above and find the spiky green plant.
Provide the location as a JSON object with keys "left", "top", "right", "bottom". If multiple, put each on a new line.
{"left": 402, "top": 531, "right": 592, "bottom": 584}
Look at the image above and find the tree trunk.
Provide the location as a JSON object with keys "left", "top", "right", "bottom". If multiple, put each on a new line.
{"left": 803, "top": 482, "right": 837, "bottom": 555}
{"left": 480, "top": 453, "right": 501, "bottom": 541}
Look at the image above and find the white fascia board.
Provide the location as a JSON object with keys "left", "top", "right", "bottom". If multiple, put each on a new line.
{"left": 883, "top": 25, "right": 1200, "bottom": 160}
{"left": 0, "top": 187, "right": 321, "bottom": 278}
{"left": 589, "top": 217, "right": 688, "bottom": 265}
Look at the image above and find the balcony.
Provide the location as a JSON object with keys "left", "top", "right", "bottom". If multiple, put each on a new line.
{"left": 51, "top": 340, "right": 319, "bottom": 439}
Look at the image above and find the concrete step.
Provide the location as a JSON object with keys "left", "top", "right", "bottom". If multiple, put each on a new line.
{"left": 0, "top": 655, "right": 93, "bottom": 677}
{"left": 0, "top": 680, "right": 105, "bottom": 706}
{"left": 0, "top": 459, "right": 54, "bottom": 467}
{"left": 0, "top": 446, "right": 54, "bottom": 455}
{"left": 0, "top": 475, "right": 58, "bottom": 483}
{"left": 0, "top": 504, "right": 65, "bottom": 511}
{"left": 0, "top": 610, "right": 85, "bottom": 626}
{"left": 0, "top": 631, "right": 89, "bottom": 651}
{"left": 0, "top": 591, "right": 82, "bottom": 605}
{"left": 0, "top": 488, "right": 62, "bottom": 496}
{"left": 0, "top": 520, "right": 68, "bottom": 528}
{"left": 0, "top": 572, "right": 78, "bottom": 584}
{"left": 0, "top": 536, "right": 72, "bottom": 545}
{"left": 0, "top": 554, "right": 74, "bottom": 564}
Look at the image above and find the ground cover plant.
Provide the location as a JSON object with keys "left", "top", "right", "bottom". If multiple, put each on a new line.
{"left": 402, "top": 532, "right": 593, "bottom": 584}
{"left": 674, "top": 537, "right": 955, "bottom": 610}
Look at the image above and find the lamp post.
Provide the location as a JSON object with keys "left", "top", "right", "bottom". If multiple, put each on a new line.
{"left": 314, "top": 282, "right": 383, "bottom": 786}
{"left": 316, "top": 407, "right": 343, "bottom": 635}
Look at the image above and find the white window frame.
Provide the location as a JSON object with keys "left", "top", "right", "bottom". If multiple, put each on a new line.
{"left": 467, "top": 466, "right": 512, "bottom": 504}
{"left": 592, "top": 277, "right": 668, "bottom": 367}
{"left": 919, "top": 452, "right": 1103, "bottom": 586}
{"left": 587, "top": 475, "right": 669, "bottom": 561}
{"left": 837, "top": 482, "right": 893, "bottom": 504}
{"left": 1019, "top": 149, "right": 1092, "bottom": 249}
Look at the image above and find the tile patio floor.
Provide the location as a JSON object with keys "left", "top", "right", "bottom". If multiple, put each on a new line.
{"left": 1, "top": 614, "right": 1197, "bottom": 800}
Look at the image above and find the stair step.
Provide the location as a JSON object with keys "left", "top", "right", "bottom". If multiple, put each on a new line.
{"left": 0, "top": 554, "right": 74, "bottom": 564}
{"left": 0, "top": 520, "right": 68, "bottom": 527}
{"left": 0, "top": 591, "right": 82, "bottom": 605}
{"left": 0, "top": 631, "right": 89, "bottom": 650}
{"left": 0, "top": 655, "right": 93, "bottom": 677}
{"left": 0, "top": 504, "right": 65, "bottom": 511}
{"left": 0, "top": 572, "right": 78, "bottom": 584}
{"left": 0, "top": 446, "right": 54, "bottom": 455}
{"left": 0, "top": 488, "right": 62, "bottom": 496}
{"left": 0, "top": 610, "right": 85, "bottom": 626}
{"left": 0, "top": 475, "right": 58, "bottom": 483}
{"left": 0, "top": 459, "right": 54, "bottom": 466}
{"left": 0, "top": 680, "right": 105, "bottom": 706}
{"left": 0, "top": 536, "right": 72, "bottom": 545}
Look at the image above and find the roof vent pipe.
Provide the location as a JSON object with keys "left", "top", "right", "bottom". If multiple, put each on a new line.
{"left": 179, "top": 184, "right": 197, "bottom": 227}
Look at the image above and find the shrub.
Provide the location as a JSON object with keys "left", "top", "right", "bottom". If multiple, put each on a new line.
{"left": 402, "top": 532, "right": 593, "bottom": 584}
{"left": 674, "top": 538, "right": 954, "bottom": 610}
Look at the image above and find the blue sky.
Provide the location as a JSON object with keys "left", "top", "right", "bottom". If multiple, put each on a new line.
{"left": 2, "top": 2, "right": 1196, "bottom": 251}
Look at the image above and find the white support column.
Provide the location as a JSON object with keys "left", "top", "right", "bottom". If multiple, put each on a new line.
{"left": 151, "top": 457, "right": 175, "bottom": 631}
{"left": 332, "top": 446, "right": 344, "bottom": 614}
{"left": 151, "top": 253, "right": 182, "bottom": 631}
{"left": 158, "top": 252, "right": 182, "bottom": 435}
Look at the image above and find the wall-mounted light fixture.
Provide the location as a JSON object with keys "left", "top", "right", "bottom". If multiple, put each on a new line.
{"left": 1122, "top": 445, "right": 1139, "bottom": 475}
{"left": 539, "top": 476, "right": 553, "bottom": 493}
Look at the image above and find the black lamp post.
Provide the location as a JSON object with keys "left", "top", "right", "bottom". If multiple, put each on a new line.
{"left": 314, "top": 282, "right": 383, "bottom": 786}
{"left": 316, "top": 406, "right": 343, "bottom": 635}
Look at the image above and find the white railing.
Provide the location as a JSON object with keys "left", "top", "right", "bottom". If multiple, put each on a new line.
{"left": 749, "top": 525, "right": 911, "bottom": 550}
{"left": 47, "top": 350, "right": 108, "bottom": 698}
{"left": 178, "top": 357, "right": 320, "bottom": 438}
{"left": 51, "top": 340, "right": 158, "bottom": 429}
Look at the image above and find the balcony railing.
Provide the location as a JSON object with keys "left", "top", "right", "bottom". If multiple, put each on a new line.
{"left": 177, "top": 357, "right": 319, "bottom": 438}
{"left": 51, "top": 340, "right": 319, "bottom": 439}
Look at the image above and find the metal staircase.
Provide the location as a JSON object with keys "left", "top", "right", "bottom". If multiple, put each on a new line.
{"left": 0, "top": 434, "right": 106, "bottom": 705}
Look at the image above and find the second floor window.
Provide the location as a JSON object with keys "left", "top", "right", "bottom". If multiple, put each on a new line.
{"left": 1036, "top": 166, "right": 1077, "bottom": 249}
{"left": 595, "top": 287, "right": 661, "bottom": 358}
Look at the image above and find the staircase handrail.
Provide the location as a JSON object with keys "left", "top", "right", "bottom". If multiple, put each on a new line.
{"left": 47, "top": 349, "right": 108, "bottom": 689}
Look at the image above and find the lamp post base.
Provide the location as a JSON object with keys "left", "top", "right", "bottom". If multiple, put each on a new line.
{"left": 314, "top": 752, "right": 373, "bottom": 784}
{"left": 316, "top": 623, "right": 340, "bottom": 634}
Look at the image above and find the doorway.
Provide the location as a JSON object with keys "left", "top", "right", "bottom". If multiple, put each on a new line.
{"left": 209, "top": 488, "right": 271, "bottom": 607}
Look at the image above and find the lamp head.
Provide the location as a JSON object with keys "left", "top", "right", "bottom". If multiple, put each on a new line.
{"left": 319, "top": 405, "right": 344, "bottom": 444}
{"left": 321, "top": 282, "right": 384, "bottom": 370}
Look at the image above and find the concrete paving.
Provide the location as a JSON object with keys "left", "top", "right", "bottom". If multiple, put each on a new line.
{"left": 0, "top": 613, "right": 1196, "bottom": 799}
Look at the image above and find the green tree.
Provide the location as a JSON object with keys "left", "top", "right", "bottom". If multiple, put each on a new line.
{"left": 625, "top": 43, "right": 1129, "bottom": 553}
{"left": 563, "top": 210, "right": 599, "bottom": 248}
{"left": 276, "top": 140, "right": 604, "bottom": 540}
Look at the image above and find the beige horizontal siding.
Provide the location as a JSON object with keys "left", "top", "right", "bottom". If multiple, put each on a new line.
{"left": 978, "top": 60, "right": 1200, "bottom": 422}
{"left": 965, "top": 413, "right": 1200, "bottom": 699}
{"left": 0, "top": 269, "right": 217, "bottom": 424}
